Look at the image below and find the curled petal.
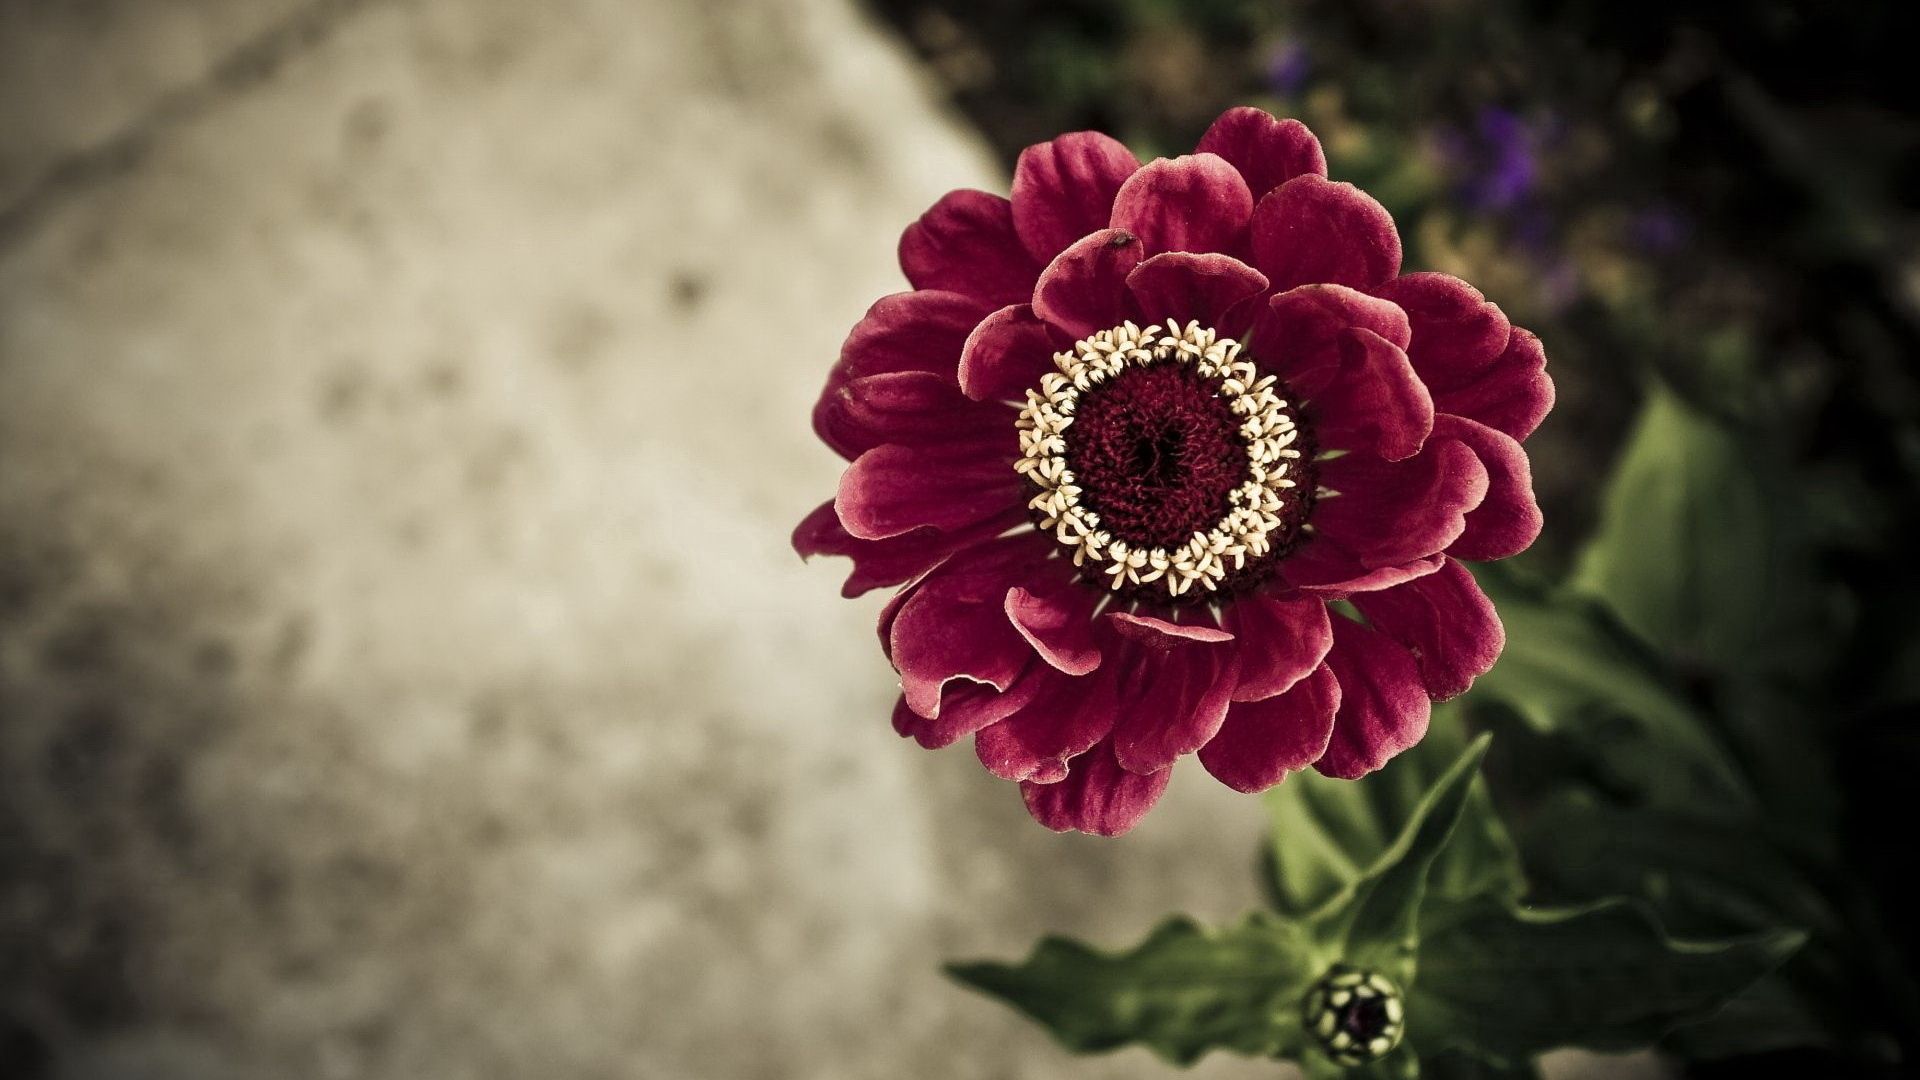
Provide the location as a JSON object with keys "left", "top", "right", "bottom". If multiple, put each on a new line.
{"left": 1109, "top": 154, "right": 1255, "bottom": 256}
{"left": 1252, "top": 283, "right": 1409, "bottom": 376}
{"left": 1437, "top": 414, "right": 1542, "bottom": 561}
{"left": 1279, "top": 541, "right": 1445, "bottom": 599}
{"left": 828, "top": 290, "right": 994, "bottom": 387}
{"left": 1006, "top": 577, "right": 1103, "bottom": 676}
{"left": 1195, "top": 106, "right": 1328, "bottom": 202}
{"left": 1372, "top": 272, "right": 1511, "bottom": 393}
{"left": 1315, "top": 616, "right": 1430, "bottom": 779}
{"left": 890, "top": 667, "right": 1046, "bottom": 750}
{"left": 899, "top": 189, "right": 1041, "bottom": 308}
{"left": 1251, "top": 174, "right": 1402, "bottom": 292}
{"left": 1433, "top": 326, "right": 1555, "bottom": 442}
{"left": 1032, "top": 229, "right": 1147, "bottom": 340}
{"left": 877, "top": 573, "right": 915, "bottom": 652}
{"left": 1314, "top": 441, "right": 1491, "bottom": 567}
{"left": 812, "top": 370, "right": 1008, "bottom": 460}
{"left": 792, "top": 499, "right": 1025, "bottom": 598}
{"left": 1107, "top": 609, "right": 1235, "bottom": 647}
{"left": 1224, "top": 594, "right": 1333, "bottom": 701}
{"left": 886, "top": 537, "right": 1051, "bottom": 717}
{"left": 1298, "top": 328, "right": 1434, "bottom": 461}
{"left": 1021, "top": 739, "right": 1171, "bottom": 837}
{"left": 958, "top": 304, "right": 1062, "bottom": 402}
{"left": 977, "top": 665, "right": 1120, "bottom": 782}
{"left": 1011, "top": 132, "right": 1143, "bottom": 263}
{"left": 835, "top": 441, "right": 1022, "bottom": 541}
{"left": 1109, "top": 637, "right": 1240, "bottom": 774}
{"left": 1351, "top": 557, "right": 1504, "bottom": 700}
{"left": 1198, "top": 663, "right": 1340, "bottom": 793}
{"left": 1126, "top": 252, "right": 1269, "bottom": 333}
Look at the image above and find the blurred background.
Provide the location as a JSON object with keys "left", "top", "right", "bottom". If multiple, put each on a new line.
{"left": 2, "top": 1, "right": 1915, "bottom": 1078}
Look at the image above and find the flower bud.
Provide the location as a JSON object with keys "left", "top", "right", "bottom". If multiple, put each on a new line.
{"left": 1301, "top": 965, "right": 1405, "bottom": 1065}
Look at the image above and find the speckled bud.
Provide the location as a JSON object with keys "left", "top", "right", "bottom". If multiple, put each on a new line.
{"left": 1300, "top": 965, "right": 1406, "bottom": 1066}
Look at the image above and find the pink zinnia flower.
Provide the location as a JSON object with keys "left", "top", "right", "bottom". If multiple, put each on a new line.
{"left": 795, "top": 108, "right": 1552, "bottom": 836}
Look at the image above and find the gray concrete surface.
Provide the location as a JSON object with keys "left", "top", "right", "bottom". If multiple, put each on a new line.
{"left": 0, "top": 2, "right": 1282, "bottom": 1078}
{"left": 0, "top": 2, "right": 1668, "bottom": 1078}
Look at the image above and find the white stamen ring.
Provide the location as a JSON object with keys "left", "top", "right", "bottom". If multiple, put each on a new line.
{"left": 1014, "top": 319, "right": 1304, "bottom": 598}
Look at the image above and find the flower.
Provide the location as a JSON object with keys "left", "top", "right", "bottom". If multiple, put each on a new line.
{"left": 795, "top": 107, "right": 1552, "bottom": 836}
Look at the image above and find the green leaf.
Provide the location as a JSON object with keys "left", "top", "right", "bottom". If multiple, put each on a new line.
{"left": 1570, "top": 382, "right": 1777, "bottom": 671}
{"left": 1408, "top": 898, "right": 1805, "bottom": 1065}
{"left": 946, "top": 912, "right": 1319, "bottom": 1066}
{"left": 1316, "top": 735, "right": 1493, "bottom": 982}
{"left": 1466, "top": 563, "right": 1753, "bottom": 811}
{"left": 1518, "top": 794, "right": 1839, "bottom": 941}
{"left": 1264, "top": 708, "right": 1523, "bottom": 920}
{"left": 1510, "top": 796, "right": 1838, "bottom": 1060}
{"left": 1663, "top": 973, "right": 1836, "bottom": 1059}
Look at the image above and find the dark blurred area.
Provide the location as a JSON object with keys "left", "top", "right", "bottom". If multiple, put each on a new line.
{"left": 875, "top": 0, "right": 1920, "bottom": 559}
{"left": 867, "top": 1, "right": 1920, "bottom": 1076}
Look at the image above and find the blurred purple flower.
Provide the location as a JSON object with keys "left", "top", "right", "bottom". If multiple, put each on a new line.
{"left": 1264, "top": 39, "right": 1312, "bottom": 97}
{"left": 1439, "top": 106, "right": 1546, "bottom": 214}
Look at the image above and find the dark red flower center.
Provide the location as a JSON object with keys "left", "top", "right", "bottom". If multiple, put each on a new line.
{"left": 1339, "top": 996, "right": 1391, "bottom": 1041}
{"left": 1066, "top": 364, "right": 1251, "bottom": 551}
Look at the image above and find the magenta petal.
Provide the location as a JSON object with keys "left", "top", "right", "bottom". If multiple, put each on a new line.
{"left": 1314, "top": 441, "right": 1491, "bottom": 567}
{"left": 1107, "top": 610, "right": 1235, "bottom": 646}
{"left": 887, "top": 537, "right": 1048, "bottom": 717}
{"left": 1436, "top": 414, "right": 1542, "bottom": 561}
{"left": 958, "top": 304, "right": 1062, "bottom": 402}
{"left": 877, "top": 574, "right": 915, "bottom": 652}
{"left": 1195, "top": 107, "right": 1328, "bottom": 202}
{"left": 892, "top": 667, "right": 1047, "bottom": 749}
{"left": 1225, "top": 595, "right": 1333, "bottom": 701}
{"left": 977, "top": 665, "right": 1120, "bottom": 782}
{"left": 1109, "top": 638, "right": 1240, "bottom": 774}
{"left": 1314, "top": 616, "right": 1430, "bottom": 779}
{"left": 835, "top": 441, "right": 1021, "bottom": 541}
{"left": 1126, "top": 252, "right": 1270, "bottom": 332}
{"left": 1433, "top": 326, "right": 1555, "bottom": 442}
{"left": 1253, "top": 284, "right": 1410, "bottom": 378}
{"left": 1351, "top": 557, "right": 1504, "bottom": 700}
{"left": 1300, "top": 328, "right": 1434, "bottom": 461}
{"left": 1280, "top": 540, "right": 1446, "bottom": 599}
{"left": 1021, "top": 739, "right": 1171, "bottom": 837}
{"left": 1032, "top": 229, "right": 1146, "bottom": 340}
{"left": 1011, "top": 131, "right": 1143, "bottom": 263}
{"left": 1109, "top": 154, "right": 1255, "bottom": 256}
{"left": 793, "top": 498, "right": 1026, "bottom": 598}
{"left": 1372, "top": 273, "right": 1511, "bottom": 392}
{"left": 1198, "top": 664, "right": 1340, "bottom": 793}
{"left": 1006, "top": 580, "right": 1103, "bottom": 675}
{"left": 1250, "top": 175, "right": 1402, "bottom": 292}
{"left": 830, "top": 290, "right": 995, "bottom": 385}
{"left": 1251, "top": 284, "right": 1420, "bottom": 413}
{"left": 812, "top": 370, "right": 1007, "bottom": 460}
{"left": 899, "top": 189, "right": 1042, "bottom": 307}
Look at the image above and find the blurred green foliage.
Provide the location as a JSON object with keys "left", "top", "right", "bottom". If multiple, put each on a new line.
{"left": 956, "top": 732, "right": 1803, "bottom": 1075}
